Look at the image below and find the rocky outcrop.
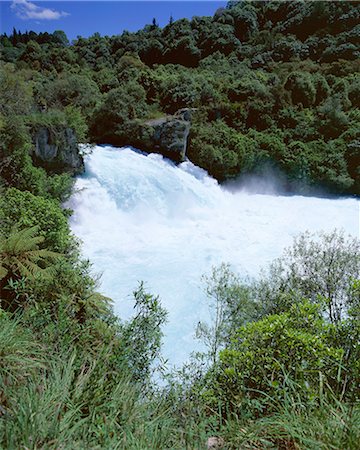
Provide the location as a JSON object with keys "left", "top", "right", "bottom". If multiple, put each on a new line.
{"left": 143, "top": 108, "right": 196, "bottom": 163}
{"left": 32, "top": 127, "right": 84, "bottom": 174}
{"left": 90, "top": 108, "right": 195, "bottom": 164}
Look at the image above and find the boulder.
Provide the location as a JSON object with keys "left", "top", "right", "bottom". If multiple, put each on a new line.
{"left": 143, "top": 108, "right": 195, "bottom": 163}
{"left": 32, "top": 127, "right": 84, "bottom": 174}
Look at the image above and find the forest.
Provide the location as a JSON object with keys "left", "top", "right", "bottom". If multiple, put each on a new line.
{"left": 1, "top": 0, "right": 360, "bottom": 191}
{"left": 0, "top": 1, "right": 360, "bottom": 448}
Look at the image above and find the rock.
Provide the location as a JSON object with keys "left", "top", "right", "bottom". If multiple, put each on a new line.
{"left": 91, "top": 108, "right": 195, "bottom": 164}
{"left": 206, "top": 436, "right": 225, "bottom": 449}
{"left": 150, "top": 117, "right": 190, "bottom": 163}
{"left": 32, "top": 127, "right": 84, "bottom": 175}
{"left": 174, "top": 107, "right": 197, "bottom": 122}
{"left": 143, "top": 108, "right": 195, "bottom": 163}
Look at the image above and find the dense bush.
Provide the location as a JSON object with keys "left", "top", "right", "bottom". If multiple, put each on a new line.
{"left": 1, "top": 0, "right": 359, "bottom": 193}
{"left": 215, "top": 301, "right": 343, "bottom": 410}
{"left": 0, "top": 188, "right": 71, "bottom": 252}
{"left": 190, "top": 231, "right": 360, "bottom": 449}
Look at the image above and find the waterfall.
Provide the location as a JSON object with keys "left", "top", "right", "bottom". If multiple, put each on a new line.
{"left": 69, "top": 145, "right": 359, "bottom": 366}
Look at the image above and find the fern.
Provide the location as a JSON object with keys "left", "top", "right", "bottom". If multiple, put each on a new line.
{"left": 0, "top": 226, "right": 61, "bottom": 282}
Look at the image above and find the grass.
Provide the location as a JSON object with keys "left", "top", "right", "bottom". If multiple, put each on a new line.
{"left": 0, "top": 323, "right": 208, "bottom": 449}
{"left": 1, "top": 313, "right": 359, "bottom": 449}
{"left": 221, "top": 381, "right": 360, "bottom": 450}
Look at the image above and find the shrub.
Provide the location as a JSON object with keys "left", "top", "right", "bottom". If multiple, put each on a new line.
{"left": 284, "top": 72, "right": 316, "bottom": 107}
{"left": 0, "top": 188, "right": 70, "bottom": 252}
{"left": 213, "top": 301, "right": 343, "bottom": 414}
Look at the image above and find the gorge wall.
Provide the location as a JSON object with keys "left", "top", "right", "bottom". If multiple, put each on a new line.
{"left": 32, "top": 126, "right": 84, "bottom": 175}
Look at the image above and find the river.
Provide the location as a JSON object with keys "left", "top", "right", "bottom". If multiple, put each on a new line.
{"left": 69, "top": 145, "right": 360, "bottom": 367}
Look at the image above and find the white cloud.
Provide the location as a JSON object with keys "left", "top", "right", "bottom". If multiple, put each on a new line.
{"left": 11, "top": 0, "right": 69, "bottom": 20}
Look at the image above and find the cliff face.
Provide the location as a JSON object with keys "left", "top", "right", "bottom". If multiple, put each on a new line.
{"left": 32, "top": 127, "right": 84, "bottom": 174}
{"left": 90, "top": 108, "right": 194, "bottom": 164}
{"left": 144, "top": 109, "right": 194, "bottom": 163}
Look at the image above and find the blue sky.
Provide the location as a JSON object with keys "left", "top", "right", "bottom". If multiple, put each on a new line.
{"left": 0, "top": 1, "right": 227, "bottom": 40}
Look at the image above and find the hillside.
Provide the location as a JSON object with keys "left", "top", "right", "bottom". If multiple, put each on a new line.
{"left": 1, "top": 0, "right": 360, "bottom": 193}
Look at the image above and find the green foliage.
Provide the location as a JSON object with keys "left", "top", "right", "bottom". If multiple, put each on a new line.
{"left": 0, "top": 188, "right": 70, "bottom": 252}
{"left": 255, "top": 230, "right": 360, "bottom": 323}
{"left": 0, "top": 226, "right": 61, "bottom": 311}
{"left": 0, "top": 313, "right": 43, "bottom": 386}
{"left": 39, "top": 73, "right": 101, "bottom": 115}
{"left": 20, "top": 40, "right": 43, "bottom": 70}
{"left": 285, "top": 71, "right": 317, "bottom": 107}
{"left": 221, "top": 393, "right": 360, "bottom": 449}
{"left": 0, "top": 341, "right": 210, "bottom": 449}
{"left": 89, "top": 81, "right": 149, "bottom": 143}
{"left": 0, "top": 63, "right": 33, "bottom": 116}
{"left": 197, "top": 231, "right": 360, "bottom": 425}
{"left": 0, "top": 145, "right": 73, "bottom": 201}
{"left": 188, "top": 120, "right": 257, "bottom": 180}
{"left": 215, "top": 301, "right": 343, "bottom": 412}
{"left": 230, "top": 1, "right": 259, "bottom": 41}
{"left": 157, "top": 69, "right": 203, "bottom": 113}
{"left": 285, "top": 138, "right": 353, "bottom": 191}
{"left": 0, "top": 226, "right": 59, "bottom": 282}
{"left": 93, "top": 67, "right": 119, "bottom": 93}
{"left": 64, "top": 106, "right": 88, "bottom": 142}
{"left": 196, "top": 263, "right": 257, "bottom": 365}
{"left": 0, "top": 146, "right": 46, "bottom": 194}
{"left": 120, "top": 282, "right": 168, "bottom": 382}
{"left": 46, "top": 173, "right": 74, "bottom": 202}
{"left": 318, "top": 95, "right": 350, "bottom": 139}
{"left": 1, "top": 1, "right": 360, "bottom": 193}
{"left": 348, "top": 75, "right": 360, "bottom": 107}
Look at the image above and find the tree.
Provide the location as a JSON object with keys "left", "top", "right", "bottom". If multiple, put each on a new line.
{"left": 188, "top": 121, "right": 258, "bottom": 180}
{"left": 0, "top": 188, "right": 70, "bottom": 252}
{"left": 20, "top": 40, "right": 43, "bottom": 70}
{"left": 52, "top": 30, "right": 69, "bottom": 47}
{"left": 229, "top": 1, "right": 259, "bottom": 41}
{"left": 161, "top": 18, "right": 201, "bottom": 66}
{"left": 0, "top": 64, "right": 33, "bottom": 116}
{"left": 284, "top": 71, "right": 316, "bottom": 107}
{"left": 152, "top": 18, "right": 159, "bottom": 29}
{"left": 40, "top": 73, "right": 101, "bottom": 115}
{"left": 214, "top": 301, "right": 343, "bottom": 412}
{"left": 120, "top": 282, "right": 167, "bottom": 382}
{"left": 196, "top": 263, "right": 257, "bottom": 365}
{"left": 318, "top": 95, "right": 349, "bottom": 139}
{"left": 256, "top": 230, "right": 360, "bottom": 324}
{"left": 89, "top": 81, "right": 148, "bottom": 143}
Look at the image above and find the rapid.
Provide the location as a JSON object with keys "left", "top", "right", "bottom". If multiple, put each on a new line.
{"left": 69, "top": 145, "right": 360, "bottom": 366}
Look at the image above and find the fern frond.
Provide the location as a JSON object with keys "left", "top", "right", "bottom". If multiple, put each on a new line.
{"left": 0, "top": 226, "right": 62, "bottom": 282}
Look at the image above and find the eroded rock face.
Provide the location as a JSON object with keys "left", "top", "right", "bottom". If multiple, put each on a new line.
{"left": 32, "top": 127, "right": 84, "bottom": 174}
{"left": 146, "top": 117, "right": 190, "bottom": 163}
{"left": 143, "top": 108, "right": 195, "bottom": 163}
{"left": 90, "top": 108, "right": 195, "bottom": 164}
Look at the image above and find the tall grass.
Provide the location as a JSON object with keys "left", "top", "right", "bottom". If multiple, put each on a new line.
{"left": 221, "top": 376, "right": 360, "bottom": 450}
{"left": 0, "top": 326, "right": 208, "bottom": 449}
{"left": 0, "top": 314, "right": 44, "bottom": 385}
{"left": 1, "top": 314, "right": 358, "bottom": 449}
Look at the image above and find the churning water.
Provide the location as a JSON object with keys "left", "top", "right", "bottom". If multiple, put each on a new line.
{"left": 69, "top": 145, "right": 359, "bottom": 367}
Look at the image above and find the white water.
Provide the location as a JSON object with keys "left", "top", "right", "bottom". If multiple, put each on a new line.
{"left": 69, "top": 145, "right": 359, "bottom": 367}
